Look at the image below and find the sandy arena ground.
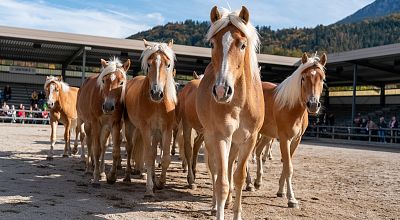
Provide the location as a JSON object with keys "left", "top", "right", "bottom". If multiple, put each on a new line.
{"left": 0, "top": 123, "right": 399, "bottom": 219}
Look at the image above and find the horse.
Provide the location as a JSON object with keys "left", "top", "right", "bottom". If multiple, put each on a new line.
{"left": 252, "top": 52, "right": 327, "bottom": 208}
{"left": 176, "top": 71, "right": 205, "bottom": 189}
{"left": 196, "top": 6, "right": 264, "bottom": 220}
{"left": 44, "top": 76, "right": 80, "bottom": 160}
{"left": 124, "top": 39, "right": 177, "bottom": 197}
{"left": 77, "top": 57, "right": 130, "bottom": 186}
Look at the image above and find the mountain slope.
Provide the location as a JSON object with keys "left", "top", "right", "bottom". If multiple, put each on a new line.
{"left": 337, "top": 0, "right": 400, "bottom": 24}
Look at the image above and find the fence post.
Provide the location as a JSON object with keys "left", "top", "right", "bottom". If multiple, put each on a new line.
{"left": 368, "top": 130, "right": 371, "bottom": 142}
{"left": 332, "top": 127, "right": 335, "bottom": 139}
{"left": 316, "top": 126, "right": 319, "bottom": 139}
{"left": 390, "top": 129, "right": 393, "bottom": 143}
{"left": 348, "top": 127, "right": 351, "bottom": 140}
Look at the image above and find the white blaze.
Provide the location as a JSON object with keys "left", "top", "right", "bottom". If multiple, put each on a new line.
{"left": 155, "top": 54, "right": 162, "bottom": 86}
{"left": 110, "top": 73, "right": 116, "bottom": 81}
{"left": 217, "top": 31, "right": 234, "bottom": 85}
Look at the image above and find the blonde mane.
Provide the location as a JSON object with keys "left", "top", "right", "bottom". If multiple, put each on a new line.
{"left": 140, "top": 42, "right": 177, "bottom": 104}
{"left": 274, "top": 56, "right": 325, "bottom": 110}
{"left": 44, "top": 76, "right": 70, "bottom": 93}
{"left": 96, "top": 57, "right": 127, "bottom": 102}
{"left": 206, "top": 7, "right": 261, "bottom": 82}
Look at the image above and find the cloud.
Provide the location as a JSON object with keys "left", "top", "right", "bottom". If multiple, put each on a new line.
{"left": 0, "top": 0, "right": 165, "bottom": 38}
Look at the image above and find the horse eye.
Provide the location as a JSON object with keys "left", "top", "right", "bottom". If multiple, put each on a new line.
{"left": 301, "top": 77, "right": 304, "bottom": 81}
{"left": 120, "top": 81, "right": 124, "bottom": 86}
{"left": 147, "top": 63, "right": 151, "bottom": 68}
{"left": 102, "top": 79, "right": 105, "bottom": 83}
{"left": 167, "top": 63, "right": 171, "bottom": 68}
{"left": 240, "top": 43, "right": 246, "bottom": 50}
{"left": 210, "top": 42, "right": 214, "bottom": 49}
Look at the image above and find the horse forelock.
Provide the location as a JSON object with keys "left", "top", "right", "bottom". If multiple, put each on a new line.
{"left": 274, "top": 56, "right": 326, "bottom": 110}
{"left": 44, "top": 76, "right": 70, "bottom": 93}
{"left": 140, "top": 43, "right": 177, "bottom": 104}
{"left": 206, "top": 7, "right": 261, "bottom": 82}
{"left": 96, "top": 57, "right": 127, "bottom": 103}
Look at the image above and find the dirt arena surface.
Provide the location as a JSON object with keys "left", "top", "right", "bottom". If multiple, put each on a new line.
{"left": 0, "top": 124, "right": 399, "bottom": 219}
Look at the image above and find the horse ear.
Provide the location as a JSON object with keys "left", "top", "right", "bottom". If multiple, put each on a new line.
{"left": 57, "top": 76, "right": 63, "bottom": 81}
{"left": 168, "top": 39, "right": 174, "bottom": 48}
{"left": 193, "top": 71, "right": 199, "bottom": 79}
{"left": 100, "top": 59, "right": 108, "bottom": 68}
{"left": 320, "top": 53, "right": 327, "bottom": 66}
{"left": 143, "top": 39, "right": 151, "bottom": 48}
{"left": 239, "top": 6, "right": 250, "bottom": 24}
{"left": 123, "top": 59, "right": 131, "bottom": 72}
{"left": 210, "top": 6, "right": 221, "bottom": 23}
{"left": 172, "top": 69, "right": 176, "bottom": 77}
{"left": 301, "top": 52, "right": 308, "bottom": 64}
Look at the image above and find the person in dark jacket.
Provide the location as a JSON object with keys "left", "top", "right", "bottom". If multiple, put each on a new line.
{"left": 377, "top": 116, "right": 387, "bottom": 143}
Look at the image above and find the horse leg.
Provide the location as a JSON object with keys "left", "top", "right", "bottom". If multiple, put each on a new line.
{"left": 84, "top": 123, "right": 93, "bottom": 174}
{"left": 233, "top": 134, "right": 258, "bottom": 220}
{"left": 133, "top": 130, "right": 145, "bottom": 178}
{"left": 91, "top": 123, "right": 101, "bottom": 186}
{"left": 183, "top": 121, "right": 195, "bottom": 189}
{"left": 157, "top": 128, "right": 173, "bottom": 189}
{"left": 245, "top": 162, "right": 254, "bottom": 192}
{"left": 99, "top": 128, "right": 110, "bottom": 180}
{"left": 72, "top": 119, "right": 79, "bottom": 155}
{"left": 62, "top": 119, "right": 72, "bottom": 157}
{"left": 277, "top": 138, "right": 298, "bottom": 208}
{"left": 123, "top": 121, "right": 135, "bottom": 182}
{"left": 142, "top": 129, "right": 156, "bottom": 197}
{"left": 106, "top": 122, "right": 122, "bottom": 184}
{"left": 206, "top": 134, "right": 230, "bottom": 220}
{"left": 192, "top": 133, "right": 203, "bottom": 183}
{"left": 47, "top": 119, "right": 57, "bottom": 160}
{"left": 254, "top": 136, "right": 270, "bottom": 189}
{"left": 205, "top": 145, "right": 217, "bottom": 215}
{"left": 171, "top": 126, "right": 178, "bottom": 155}
{"left": 78, "top": 120, "right": 86, "bottom": 162}
{"left": 227, "top": 142, "right": 239, "bottom": 207}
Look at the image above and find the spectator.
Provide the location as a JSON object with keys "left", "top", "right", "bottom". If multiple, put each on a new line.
{"left": 1, "top": 101, "right": 10, "bottom": 116}
{"left": 17, "top": 104, "right": 25, "bottom": 124}
{"left": 41, "top": 106, "right": 49, "bottom": 125}
{"left": 30, "top": 90, "right": 39, "bottom": 106}
{"left": 377, "top": 116, "right": 387, "bottom": 143}
{"left": 366, "top": 117, "right": 378, "bottom": 142}
{"left": 353, "top": 113, "right": 362, "bottom": 139}
{"left": 3, "top": 85, "right": 12, "bottom": 101}
{"left": 389, "top": 116, "right": 398, "bottom": 143}
{"left": 27, "top": 105, "right": 35, "bottom": 124}
{"left": 360, "top": 118, "right": 368, "bottom": 140}
{"left": 33, "top": 103, "right": 40, "bottom": 118}
{"left": 10, "top": 105, "right": 16, "bottom": 123}
{"left": 38, "top": 91, "right": 46, "bottom": 108}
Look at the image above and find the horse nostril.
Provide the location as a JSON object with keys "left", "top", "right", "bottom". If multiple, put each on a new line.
{"left": 317, "top": 102, "right": 321, "bottom": 108}
{"left": 226, "top": 86, "right": 233, "bottom": 96}
{"left": 102, "top": 104, "right": 105, "bottom": 110}
{"left": 110, "top": 105, "right": 115, "bottom": 111}
{"left": 159, "top": 92, "right": 163, "bottom": 98}
{"left": 150, "top": 89, "right": 155, "bottom": 96}
{"left": 306, "top": 102, "right": 311, "bottom": 108}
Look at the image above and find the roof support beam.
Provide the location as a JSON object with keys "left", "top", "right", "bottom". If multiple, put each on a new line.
{"left": 63, "top": 46, "right": 84, "bottom": 67}
{"left": 349, "top": 60, "right": 398, "bottom": 75}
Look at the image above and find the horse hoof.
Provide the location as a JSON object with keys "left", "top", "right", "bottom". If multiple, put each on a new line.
{"left": 171, "top": 149, "right": 176, "bottom": 156}
{"left": 144, "top": 192, "right": 155, "bottom": 198}
{"left": 156, "top": 181, "right": 165, "bottom": 190}
{"left": 106, "top": 176, "right": 116, "bottom": 184}
{"left": 140, "top": 173, "right": 147, "bottom": 180}
{"left": 62, "top": 154, "right": 69, "bottom": 158}
{"left": 288, "top": 201, "right": 299, "bottom": 208}
{"left": 46, "top": 156, "right": 53, "bottom": 161}
{"left": 254, "top": 182, "right": 261, "bottom": 190}
{"left": 183, "top": 169, "right": 187, "bottom": 173}
{"left": 72, "top": 149, "right": 78, "bottom": 155}
{"left": 123, "top": 177, "right": 131, "bottom": 182}
{"left": 269, "top": 157, "right": 273, "bottom": 160}
{"left": 158, "top": 163, "right": 162, "bottom": 168}
{"left": 245, "top": 184, "right": 255, "bottom": 192}
{"left": 189, "top": 184, "right": 197, "bottom": 190}
{"left": 277, "top": 192, "right": 285, "bottom": 198}
{"left": 91, "top": 182, "right": 101, "bottom": 188}
{"left": 132, "top": 169, "right": 141, "bottom": 175}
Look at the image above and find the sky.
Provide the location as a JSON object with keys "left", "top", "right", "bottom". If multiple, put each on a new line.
{"left": 0, "top": 0, "right": 375, "bottom": 38}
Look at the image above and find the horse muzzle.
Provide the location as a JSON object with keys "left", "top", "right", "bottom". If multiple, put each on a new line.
{"left": 102, "top": 101, "right": 116, "bottom": 114}
{"left": 150, "top": 85, "right": 164, "bottom": 102}
{"left": 212, "top": 84, "right": 233, "bottom": 103}
{"left": 47, "top": 101, "right": 54, "bottom": 109}
{"left": 306, "top": 96, "right": 321, "bottom": 115}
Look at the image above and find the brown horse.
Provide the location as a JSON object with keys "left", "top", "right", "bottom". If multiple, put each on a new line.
{"left": 196, "top": 6, "right": 264, "bottom": 220}
{"left": 176, "top": 72, "right": 204, "bottom": 189}
{"left": 253, "top": 52, "right": 327, "bottom": 208}
{"left": 44, "top": 76, "right": 80, "bottom": 160}
{"left": 124, "top": 39, "right": 177, "bottom": 197}
{"left": 77, "top": 57, "right": 130, "bottom": 186}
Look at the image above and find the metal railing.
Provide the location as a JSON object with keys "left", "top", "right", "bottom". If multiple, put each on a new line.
{"left": 305, "top": 125, "right": 400, "bottom": 143}
{"left": 0, "top": 109, "right": 50, "bottom": 124}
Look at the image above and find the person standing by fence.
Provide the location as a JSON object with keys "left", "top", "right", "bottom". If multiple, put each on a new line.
{"left": 377, "top": 116, "right": 387, "bottom": 143}
{"left": 389, "top": 116, "right": 398, "bottom": 143}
